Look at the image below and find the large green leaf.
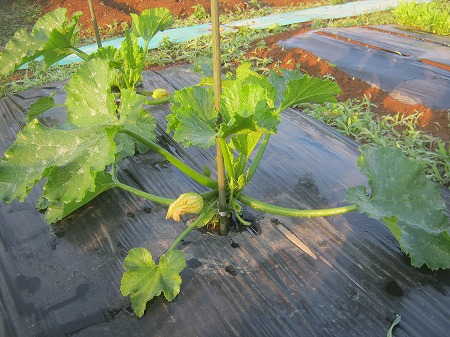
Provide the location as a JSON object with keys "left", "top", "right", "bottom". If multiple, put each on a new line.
{"left": 219, "top": 64, "right": 279, "bottom": 138}
{"left": 27, "top": 94, "right": 57, "bottom": 122}
{"left": 268, "top": 68, "right": 304, "bottom": 108}
{"left": 44, "top": 17, "right": 80, "bottom": 49}
{"left": 234, "top": 62, "right": 278, "bottom": 107}
{"left": 40, "top": 11, "right": 82, "bottom": 67}
{"left": 167, "top": 63, "right": 340, "bottom": 148}
{"left": 65, "top": 58, "right": 117, "bottom": 126}
{"left": 346, "top": 146, "right": 450, "bottom": 270}
{"left": 40, "top": 171, "right": 117, "bottom": 223}
{"left": 168, "top": 86, "right": 218, "bottom": 148}
{"left": 221, "top": 81, "right": 278, "bottom": 125}
{"left": 121, "top": 248, "right": 186, "bottom": 317}
{"left": 115, "top": 89, "right": 156, "bottom": 160}
{"left": 131, "top": 7, "right": 174, "bottom": 42}
{"left": 119, "top": 31, "right": 145, "bottom": 88}
{"left": 277, "top": 74, "right": 341, "bottom": 112}
{"left": 0, "top": 8, "right": 81, "bottom": 77}
{"left": 0, "top": 59, "right": 155, "bottom": 220}
{"left": 0, "top": 121, "right": 117, "bottom": 204}
{"left": 88, "top": 46, "right": 122, "bottom": 69}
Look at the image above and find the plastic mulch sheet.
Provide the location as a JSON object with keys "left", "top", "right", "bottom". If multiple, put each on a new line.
{"left": 0, "top": 67, "right": 449, "bottom": 337}
{"left": 278, "top": 25, "right": 450, "bottom": 110}
{"left": 53, "top": 1, "right": 427, "bottom": 66}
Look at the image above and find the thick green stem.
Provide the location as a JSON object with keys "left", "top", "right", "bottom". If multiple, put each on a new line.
{"left": 116, "top": 182, "right": 175, "bottom": 205}
{"left": 219, "top": 138, "right": 234, "bottom": 181}
{"left": 120, "top": 69, "right": 132, "bottom": 89}
{"left": 69, "top": 46, "right": 90, "bottom": 61}
{"left": 167, "top": 219, "right": 199, "bottom": 252}
{"left": 120, "top": 128, "right": 218, "bottom": 189}
{"left": 211, "top": 0, "right": 227, "bottom": 235}
{"left": 238, "top": 193, "right": 358, "bottom": 218}
{"left": 116, "top": 179, "right": 217, "bottom": 206}
{"left": 246, "top": 134, "right": 271, "bottom": 183}
{"left": 216, "top": 140, "right": 228, "bottom": 235}
{"left": 143, "top": 39, "right": 150, "bottom": 56}
{"left": 167, "top": 205, "right": 216, "bottom": 252}
{"left": 145, "top": 97, "right": 170, "bottom": 105}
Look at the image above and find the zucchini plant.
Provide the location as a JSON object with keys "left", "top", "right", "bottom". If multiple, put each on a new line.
{"left": 0, "top": 5, "right": 449, "bottom": 319}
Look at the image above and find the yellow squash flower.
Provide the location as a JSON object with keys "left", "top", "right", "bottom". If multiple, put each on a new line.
{"left": 166, "top": 193, "right": 204, "bottom": 221}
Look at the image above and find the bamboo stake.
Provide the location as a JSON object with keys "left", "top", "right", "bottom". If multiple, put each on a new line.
{"left": 87, "top": 0, "right": 102, "bottom": 48}
{"left": 211, "top": 0, "right": 227, "bottom": 235}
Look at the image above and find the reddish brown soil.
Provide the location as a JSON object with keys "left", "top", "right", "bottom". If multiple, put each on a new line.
{"left": 37, "top": 0, "right": 317, "bottom": 34}
{"left": 246, "top": 25, "right": 449, "bottom": 142}
{"left": 37, "top": 0, "right": 449, "bottom": 142}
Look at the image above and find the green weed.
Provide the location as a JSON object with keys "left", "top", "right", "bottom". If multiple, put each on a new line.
{"left": 145, "top": 26, "right": 280, "bottom": 73}
{"left": 393, "top": 0, "right": 450, "bottom": 35}
{"left": 191, "top": 4, "right": 209, "bottom": 20}
{"left": 310, "top": 10, "right": 396, "bottom": 29}
{"left": 0, "top": 63, "right": 78, "bottom": 97}
{"left": 0, "top": 0, "right": 41, "bottom": 50}
{"left": 300, "top": 97, "right": 450, "bottom": 186}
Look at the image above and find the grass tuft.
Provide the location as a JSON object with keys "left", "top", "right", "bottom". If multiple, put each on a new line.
{"left": 393, "top": 0, "right": 449, "bottom": 36}
{"left": 300, "top": 97, "right": 450, "bottom": 186}
{"left": 0, "top": 0, "right": 41, "bottom": 50}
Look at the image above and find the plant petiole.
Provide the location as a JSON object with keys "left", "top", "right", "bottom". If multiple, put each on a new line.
{"left": 115, "top": 181, "right": 175, "bottom": 205}
{"left": 246, "top": 134, "right": 271, "bottom": 183}
{"left": 238, "top": 193, "right": 358, "bottom": 218}
{"left": 69, "top": 46, "right": 90, "bottom": 61}
{"left": 219, "top": 138, "right": 235, "bottom": 182}
{"left": 120, "top": 128, "right": 218, "bottom": 189}
{"left": 145, "top": 97, "right": 170, "bottom": 105}
{"left": 167, "top": 201, "right": 218, "bottom": 252}
{"left": 233, "top": 206, "right": 252, "bottom": 226}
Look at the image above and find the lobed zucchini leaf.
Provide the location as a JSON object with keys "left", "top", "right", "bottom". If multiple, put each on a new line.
{"left": 114, "top": 89, "right": 156, "bottom": 161}
{"left": 275, "top": 74, "right": 341, "bottom": 112}
{"left": 119, "top": 30, "right": 145, "bottom": 88}
{"left": 168, "top": 85, "right": 217, "bottom": 148}
{"left": 121, "top": 248, "right": 186, "bottom": 318}
{"left": 0, "top": 120, "right": 117, "bottom": 206}
{"left": 167, "top": 63, "right": 340, "bottom": 153}
{"left": 167, "top": 63, "right": 277, "bottom": 149}
{"left": 39, "top": 171, "right": 117, "bottom": 223}
{"left": 346, "top": 146, "right": 450, "bottom": 270}
{"left": 220, "top": 68, "right": 279, "bottom": 138}
{"left": 268, "top": 68, "right": 304, "bottom": 108}
{"left": 41, "top": 12, "right": 82, "bottom": 67}
{"left": 131, "top": 7, "right": 174, "bottom": 42}
{"left": 0, "top": 59, "right": 155, "bottom": 221}
{"left": 65, "top": 58, "right": 117, "bottom": 126}
{"left": 88, "top": 46, "right": 122, "bottom": 69}
{"left": 27, "top": 94, "right": 57, "bottom": 122}
{"left": 0, "top": 8, "right": 81, "bottom": 77}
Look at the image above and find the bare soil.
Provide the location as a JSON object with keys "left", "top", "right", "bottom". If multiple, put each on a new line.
{"left": 36, "top": 0, "right": 317, "bottom": 32}
{"left": 37, "top": 0, "right": 449, "bottom": 142}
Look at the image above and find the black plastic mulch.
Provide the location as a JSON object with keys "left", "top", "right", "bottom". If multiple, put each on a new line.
{"left": 0, "top": 66, "right": 449, "bottom": 337}
{"left": 278, "top": 25, "right": 450, "bottom": 110}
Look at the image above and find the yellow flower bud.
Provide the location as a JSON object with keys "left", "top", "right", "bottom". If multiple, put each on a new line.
{"left": 152, "top": 88, "right": 170, "bottom": 100}
{"left": 166, "top": 193, "right": 204, "bottom": 222}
